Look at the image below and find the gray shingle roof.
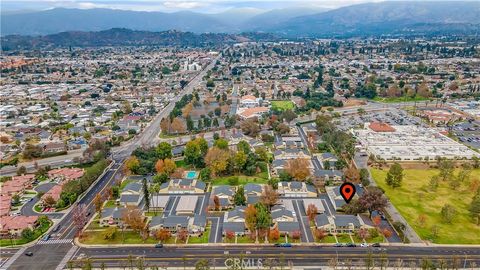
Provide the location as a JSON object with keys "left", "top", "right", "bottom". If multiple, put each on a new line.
{"left": 223, "top": 222, "right": 246, "bottom": 234}
{"left": 315, "top": 214, "right": 330, "bottom": 227}
{"left": 277, "top": 221, "right": 300, "bottom": 233}
{"left": 334, "top": 215, "right": 361, "bottom": 227}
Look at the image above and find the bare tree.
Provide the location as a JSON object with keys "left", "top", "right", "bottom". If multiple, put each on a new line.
{"left": 72, "top": 204, "right": 88, "bottom": 237}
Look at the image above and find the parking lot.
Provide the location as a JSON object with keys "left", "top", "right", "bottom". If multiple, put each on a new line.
{"left": 452, "top": 121, "right": 480, "bottom": 149}
{"left": 336, "top": 108, "right": 423, "bottom": 131}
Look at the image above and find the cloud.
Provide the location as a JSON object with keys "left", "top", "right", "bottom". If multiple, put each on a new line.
{"left": 163, "top": 1, "right": 208, "bottom": 9}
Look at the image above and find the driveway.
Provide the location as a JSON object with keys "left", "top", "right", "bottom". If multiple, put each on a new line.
{"left": 20, "top": 182, "right": 64, "bottom": 218}
{"left": 208, "top": 217, "right": 223, "bottom": 243}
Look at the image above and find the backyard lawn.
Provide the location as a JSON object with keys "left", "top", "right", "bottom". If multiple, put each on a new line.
{"left": 188, "top": 228, "right": 210, "bottom": 244}
{"left": 370, "top": 168, "right": 480, "bottom": 244}
{"left": 271, "top": 100, "right": 295, "bottom": 111}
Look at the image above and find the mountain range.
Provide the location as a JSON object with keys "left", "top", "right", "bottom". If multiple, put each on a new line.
{"left": 1, "top": 1, "right": 479, "bottom": 37}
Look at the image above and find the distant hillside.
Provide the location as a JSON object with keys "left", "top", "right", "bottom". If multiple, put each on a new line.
{"left": 1, "top": 2, "right": 479, "bottom": 37}
{"left": 240, "top": 7, "right": 329, "bottom": 31}
{"left": 269, "top": 1, "right": 480, "bottom": 37}
{"left": 1, "top": 28, "right": 278, "bottom": 50}
{"left": 0, "top": 8, "right": 229, "bottom": 35}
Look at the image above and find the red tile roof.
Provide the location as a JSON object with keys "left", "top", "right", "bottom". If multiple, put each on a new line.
{"left": 369, "top": 122, "right": 396, "bottom": 132}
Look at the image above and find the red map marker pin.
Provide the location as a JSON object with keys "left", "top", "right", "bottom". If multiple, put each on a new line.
{"left": 340, "top": 182, "right": 356, "bottom": 203}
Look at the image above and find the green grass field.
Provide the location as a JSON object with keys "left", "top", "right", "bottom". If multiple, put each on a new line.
{"left": 80, "top": 230, "right": 158, "bottom": 245}
{"left": 271, "top": 100, "right": 295, "bottom": 111}
{"left": 336, "top": 234, "right": 353, "bottom": 243}
{"left": 187, "top": 228, "right": 210, "bottom": 244}
{"left": 212, "top": 173, "right": 268, "bottom": 186}
{"left": 372, "top": 96, "right": 429, "bottom": 103}
{"left": 316, "top": 235, "right": 337, "bottom": 243}
{"left": 370, "top": 168, "right": 480, "bottom": 244}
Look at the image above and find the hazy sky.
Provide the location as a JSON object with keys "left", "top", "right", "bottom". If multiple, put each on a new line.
{"left": 0, "top": 0, "right": 465, "bottom": 13}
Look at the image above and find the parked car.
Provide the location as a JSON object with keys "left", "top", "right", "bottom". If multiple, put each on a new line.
{"left": 360, "top": 243, "right": 369, "bottom": 247}
{"left": 346, "top": 243, "right": 356, "bottom": 247}
{"left": 371, "top": 243, "right": 381, "bottom": 247}
{"left": 52, "top": 225, "right": 61, "bottom": 232}
{"left": 25, "top": 252, "right": 33, "bottom": 256}
{"left": 155, "top": 244, "right": 164, "bottom": 248}
{"left": 274, "top": 243, "right": 292, "bottom": 248}
{"left": 42, "top": 234, "right": 50, "bottom": 241}
{"left": 334, "top": 243, "right": 344, "bottom": 247}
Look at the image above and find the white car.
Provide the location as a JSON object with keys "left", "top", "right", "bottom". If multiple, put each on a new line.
{"left": 360, "top": 243, "right": 369, "bottom": 247}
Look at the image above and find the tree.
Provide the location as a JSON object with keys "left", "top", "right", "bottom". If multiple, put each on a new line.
{"left": 357, "top": 228, "right": 370, "bottom": 241}
{"left": 233, "top": 151, "right": 247, "bottom": 173}
{"left": 225, "top": 230, "right": 235, "bottom": 241}
{"left": 43, "top": 195, "right": 56, "bottom": 208}
{"left": 237, "top": 140, "right": 251, "bottom": 154}
{"left": 280, "top": 109, "right": 297, "bottom": 123}
{"left": 291, "top": 230, "right": 301, "bottom": 240}
{"left": 184, "top": 138, "right": 208, "bottom": 168}
{"left": 429, "top": 174, "right": 440, "bottom": 191}
{"left": 314, "top": 228, "right": 326, "bottom": 241}
{"left": 155, "top": 159, "right": 177, "bottom": 175}
{"left": 213, "top": 195, "right": 220, "bottom": 211}
{"left": 213, "top": 138, "right": 228, "bottom": 150}
{"left": 358, "top": 187, "right": 388, "bottom": 214}
{"left": 103, "top": 227, "right": 117, "bottom": 240}
{"left": 438, "top": 159, "right": 455, "bottom": 181}
{"left": 244, "top": 204, "right": 257, "bottom": 234}
{"left": 156, "top": 142, "right": 172, "bottom": 160}
{"left": 72, "top": 204, "right": 88, "bottom": 236}
{"left": 16, "top": 165, "right": 27, "bottom": 176}
{"left": 124, "top": 156, "right": 140, "bottom": 175}
{"left": 342, "top": 199, "right": 366, "bottom": 214}
{"left": 240, "top": 119, "right": 260, "bottom": 137}
{"left": 199, "top": 168, "right": 211, "bottom": 182}
{"left": 21, "top": 228, "right": 35, "bottom": 240}
{"left": 469, "top": 191, "right": 480, "bottom": 225}
{"left": 234, "top": 186, "right": 246, "bottom": 206}
{"left": 269, "top": 227, "right": 280, "bottom": 241}
{"left": 285, "top": 159, "right": 311, "bottom": 181}
{"left": 440, "top": 204, "right": 457, "bottom": 224}
{"left": 121, "top": 207, "right": 146, "bottom": 233}
{"left": 382, "top": 228, "right": 393, "bottom": 238}
{"left": 195, "top": 259, "right": 210, "bottom": 270}
{"left": 385, "top": 162, "right": 403, "bottom": 189}
{"left": 143, "top": 178, "right": 150, "bottom": 212}
{"left": 260, "top": 185, "right": 279, "bottom": 209}
{"left": 306, "top": 204, "right": 318, "bottom": 222}
{"left": 360, "top": 168, "right": 370, "bottom": 186}
{"left": 177, "top": 229, "right": 189, "bottom": 243}
{"left": 171, "top": 117, "right": 186, "bottom": 134}
{"left": 204, "top": 147, "right": 230, "bottom": 176}
{"left": 344, "top": 166, "right": 360, "bottom": 183}
{"left": 93, "top": 194, "right": 103, "bottom": 217}
{"left": 155, "top": 229, "right": 171, "bottom": 242}
{"left": 255, "top": 203, "right": 271, "bottom": 235}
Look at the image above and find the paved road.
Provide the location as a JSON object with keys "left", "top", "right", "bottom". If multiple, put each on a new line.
{"left": 64, "top": 245, "right": 480, "bottom": 269}
{"left": 0, "top": 150, "right": 84, "bottom": 176}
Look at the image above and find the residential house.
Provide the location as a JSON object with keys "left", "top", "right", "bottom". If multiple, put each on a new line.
{"left": 48, "top": 168, "right": 84, "bottom": 182}
{"left": 315, "top": 213, "right": 372, "bottom": 234}
{"left": 244, "top": 183, "right": 263, "bottom": 205}
{"left": 150, "top": 195, "right": 170, "bottom": 212}
{"left": 222, "top": 206, "right": 247, "bottom": 236}
{"left": 0, "top": 216, "right": 38, "bottom": 237}
{"left": 119, "top": 181, "right": 144, "bottom": 208}
{"left": 149, "top": 214, "right": 206, "bottom": 236}
{"left": 99, "top": 207, "right": 126, "bottom": 227}
{"left": 175, "top": 195, "right": 198, "bottom": 216}
{"left": 211, "top": 185, "right": 235, "bottom": 210}
{"left": 277, "top": 181, "right": 317, "bottom": 198}
{"left": 326, "top": 185, "right": 364, "bottom": 211}
{"left": 158, "top": 179, "right": 206, "bottom": 194}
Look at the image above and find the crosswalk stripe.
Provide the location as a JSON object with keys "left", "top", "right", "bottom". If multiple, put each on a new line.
{"left": 37, "top": 239, "right": 73, "bottom": 245}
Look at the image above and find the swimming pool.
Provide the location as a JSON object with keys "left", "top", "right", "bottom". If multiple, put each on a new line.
{"left": 185, "top": 171, "right": 198, "bottom": 179}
